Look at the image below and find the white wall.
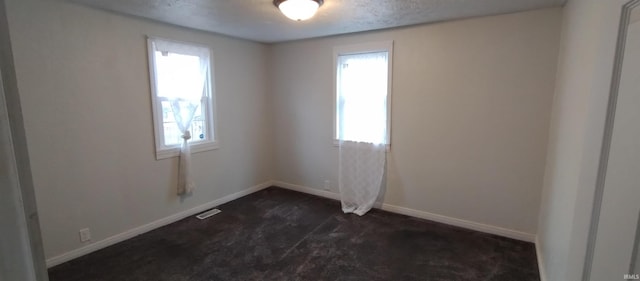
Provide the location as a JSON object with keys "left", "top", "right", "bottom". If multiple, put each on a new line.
{"left": 536, "top": 0, "right": 627, "bottom": 280}
{"left": 270, "top": 8, "right": 562, "bottom": 236}
{"left": 5, "top": 0, "right": 273, "bottom": 260}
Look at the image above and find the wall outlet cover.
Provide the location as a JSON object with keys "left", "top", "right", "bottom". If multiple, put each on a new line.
{"left": 79, "top": 228, "right": 91, "bottom": 242}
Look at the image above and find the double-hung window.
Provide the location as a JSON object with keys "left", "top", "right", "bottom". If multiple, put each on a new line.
{"left": 147, "top": 37, "right": 218, "bottom": 159}
{"left": 334, "top": 41, "right": 393, "bottom": 146}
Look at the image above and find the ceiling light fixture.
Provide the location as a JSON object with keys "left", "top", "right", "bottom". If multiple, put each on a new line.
{"left": 273, "top": 0, "right": 324, "bottom": 21}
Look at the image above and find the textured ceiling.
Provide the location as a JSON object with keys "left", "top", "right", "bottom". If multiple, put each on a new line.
{"left": 70, "top": 0, "right": 566, "bottom": 43}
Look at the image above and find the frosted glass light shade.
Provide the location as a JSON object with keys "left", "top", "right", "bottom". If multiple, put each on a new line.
{"left": 275, "top": 0, "right": 322, "bottom": 21}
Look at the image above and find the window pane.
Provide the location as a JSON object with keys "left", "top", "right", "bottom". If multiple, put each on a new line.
{"left": 191, "top": 104, "right": 207, "bottom": 141}
{"left": 161, "top": 100, "right": 207, "bottom": 146}
{"left": 161, "top": 101, "right": 180, "bottom": 146}
{"left": 155, "top": 51, "right": 204, "bottom": 101}
{"left": 192, "top": 120, "right": 206, "bottom": 141}
{"left": 337, "top": 51, "right": 389, "bottom": 144}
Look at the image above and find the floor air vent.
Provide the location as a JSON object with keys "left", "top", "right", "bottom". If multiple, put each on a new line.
{"left": 196, "top": 208, "right": 221, "bottom": 220}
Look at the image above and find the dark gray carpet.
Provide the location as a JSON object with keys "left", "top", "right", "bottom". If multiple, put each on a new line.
{"left": 48, "top": 187, "right": 540, "bottom": 281}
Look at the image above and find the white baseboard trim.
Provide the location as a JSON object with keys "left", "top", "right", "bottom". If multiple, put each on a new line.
{"left": 46, "top": 181, "right": 274, "bottom": 268}
{"left": 535, "top": 236, "right": 547, "bottom": 281}
{"left": 275, "top": 181, "right": 341, "bottom": 201}
{"left": 273, "top": 181, "right": 535, "bottom": 242}
{"left": 379, "top": 202, "right": 535, "bottom": 242}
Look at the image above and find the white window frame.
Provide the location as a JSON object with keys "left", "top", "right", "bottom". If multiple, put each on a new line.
{"left": 147, "top": 36, "right": 219, "bottom": 160}
{"left": 333, "top": 41, "right": 393, "bottom": 148}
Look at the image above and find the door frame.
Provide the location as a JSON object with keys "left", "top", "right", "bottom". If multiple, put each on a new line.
{"left": 0, "top": 0, "right": 49, "bottom": 279}
{"left": 582, "top": 0, "right": 640, "bottom": 280}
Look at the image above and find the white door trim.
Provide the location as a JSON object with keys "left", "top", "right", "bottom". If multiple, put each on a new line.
{"left": 582, "top": 1, "right": 640, "bottom": 280}
{"left": 0, "top": 0, "right": 49, "bottom": 279}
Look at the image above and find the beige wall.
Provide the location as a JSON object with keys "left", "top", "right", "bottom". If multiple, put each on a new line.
{"left": 270, "top": 8, "right": 562, "bottom": 236}
{"left": 536, "top": 0, "right": 627, "bottom": 280}
{"left": 6, "top": 0, "right": 273, "bottom": 260}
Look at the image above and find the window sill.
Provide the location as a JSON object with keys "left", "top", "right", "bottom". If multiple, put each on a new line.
{"left": 332, "top": 139, "right": 391, "bottom": 152}
{"left": 155, "top": 141, "right": 219, "bottom": 160}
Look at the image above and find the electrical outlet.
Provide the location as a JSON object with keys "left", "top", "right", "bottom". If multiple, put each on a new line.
{"left": 79, "top": 228, "right": 91, "bottom": 242}
{"left": 323, "top": 180, "right": 331, "bottom": 191}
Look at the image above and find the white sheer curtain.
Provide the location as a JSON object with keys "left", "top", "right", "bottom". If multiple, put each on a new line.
{"left": 152, "top": 39, "right": 210, "bottom": 195}
{"left": 337, "top": 51, "right": 389, "bottom": 216}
